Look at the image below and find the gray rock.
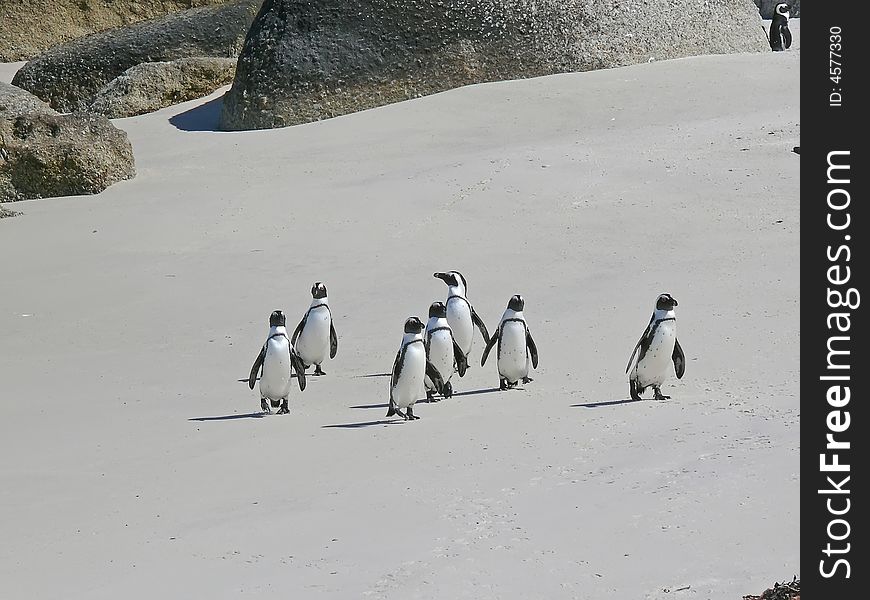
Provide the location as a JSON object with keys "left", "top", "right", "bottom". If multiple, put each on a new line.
{"left": 0, "top": 82, "right": 55, "bottom": 118}
{"left": 0, "top": 1, "right": 232, "bottom": 62}
{"left": 12, "top": 0, "right": 262, "bottom": 113}
{"left": 90, "top": 57, "right": 237, "bottom": 118}
{"left": 1, "top": 83, "right": 135, "bottom": 203}
{"left": 220, "top": 0, "right": 770, "bottom": 131}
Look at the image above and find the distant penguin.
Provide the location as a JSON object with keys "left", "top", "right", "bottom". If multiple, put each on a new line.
{"left": 625, "top": 293, "right": 686, "bottom": 401}
{"left": 291, "top": 281, "right": 338, "bottom": 376}
{"left": 386, "top": 317, "right": 445, "bottom": 420}
{"left": 481, "top": 294, "right": 539, "bottom": 390}
{"left": 433, "top": 271, "right": 490, "bottom": 365}
{"left": 248, "top": 310, "right": 307, "bottom": 414}
{"left": 768, "top": 3, "right": 792, "bottom": 51}
{"left": 424, "top": 301, "right": 468, "bottom": 401}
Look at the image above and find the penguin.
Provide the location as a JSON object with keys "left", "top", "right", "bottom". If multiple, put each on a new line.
{"left": 386, "top": 317, "right": 445, "bottom": 420}
{"left": 423, "top": 301, "right": 468, "bottom": 401}
{"left": 433, "top": 271, "right": 490, "bottom": 365}
{"left": 768, "top": 3, "right": 792, "bottom": 51}
{"left": 625, "top": 293, "right": 686, "bottom": 401}
{"left": 248, "top": 310, "right": 307, "bottom": 414}
{"left": 291, "top": 281, "right": 338, "bottom": 376}
{"left": 481, "top": 294, "right": 539, "bottom": 390}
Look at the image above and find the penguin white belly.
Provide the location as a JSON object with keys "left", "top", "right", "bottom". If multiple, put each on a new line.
{"left": 447, "top": 299, "right": 473, "bottom": 356}
{"left": 498, "top": 321, "right": 529, "bottom": 383}
{"left": 259, "top": 338, "right": 292, "bottom": 400}
{"left": 634, "top": 322, "right": 676, "bottom": 387}
{"left": 295, "top": 307, "right": 331, "bottom": 365}
{"left": 425, "top": 330, "right": 455, "bottom": 391}
{"left": 393, "top": 343, "right": 426, "bottom": 409}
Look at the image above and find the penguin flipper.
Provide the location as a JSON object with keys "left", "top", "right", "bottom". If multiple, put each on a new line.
{"left": 290, "top": 350, "right": 307, "bottom": 391}
{"left": 453, "top": 340, "right": 468, "bottom": 377}
{"left": 480, "top": 327, "right": 499, "bottom": 367}
{"left": 470, "top": 306, "right": 491, "bottom": 345}
{"left": 783, "top": 25, "right": 792, "bottom": 49}
{"left": 425, "top": 360, "right": 445, "bottom": 395}
{"left": 626, "top": 315, "right": 654, "bottom": 373}
{"left": 390, "top": 349, "right": 402, "bottom": 390}
{"left": 329, "top": 321, "right": 338, "bottom": 359}
{"left": 291, "top": 312, "right": 307, "bottom": 346}
{"left": 526, "top": 328, "right": 539, "bottom": 369}
{"left": 672, "top": 338, "right": 686, "bottom": 379}
{"left": 248, "top": 346, "right": 266, "bottom": 390}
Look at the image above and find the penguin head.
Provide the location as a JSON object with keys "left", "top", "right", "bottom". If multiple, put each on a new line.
{"left": 775, "top": 3, "right": 790, "bottom": 16}
{"left": 507, "top": 294, "right": 525, "bottom": 312}
{"left": 655, "top": 294, "right": 678, "bottom": 311}
{"left": 311, "top": 281, "right": 328, "bottom": 299}
{"left": 269, "top": 310, "right": 286, "bottom": 327}
{"left": 428, "top": 301, "right": 447, "bottom": 319}
{"left": 403, "top": 316, "right": 426, "bottom": 334}
{"left": 433, "top": 270, "right": 467, "bottom": 293}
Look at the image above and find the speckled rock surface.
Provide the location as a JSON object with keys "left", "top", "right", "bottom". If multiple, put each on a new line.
{"left": 0, "top": 81, "right": 55, "bottom": 118}
{"left": 90, "top": 57, "right": 237, "bottom": 118}
{"left": 221, "top": 0, "right": 770, "bottom": 130}
{"left": 0, "top": 82, "right": 135, "bottom": 203}
{"left": 11, "top": 0, "right": 262, "bottom": 113}
{"left": 0, "top": 1, "right": 231, "bottom": 62}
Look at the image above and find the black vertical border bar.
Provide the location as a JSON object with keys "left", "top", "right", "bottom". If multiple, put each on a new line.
{"left": 802, "top": 2, "right": 865, "bottom": 597}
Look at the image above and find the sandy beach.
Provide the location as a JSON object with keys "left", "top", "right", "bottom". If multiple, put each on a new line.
{"left": 0, "top": 22, "right": 799, "bottom": 599}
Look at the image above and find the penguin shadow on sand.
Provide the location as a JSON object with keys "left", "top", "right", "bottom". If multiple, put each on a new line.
{"left": 324, "top": 396, "right": 402, "bottom": 428}
{"left": 322, "top": 418, "right": 404, "bottom": 429}
{"left": 445, "top": 386, "right": 502, "bottom": 398}
{"left": 571, "top": 398, "right": 647, "bottom": 409}
{"left": 189, "top": 411, "right": 268, "bottom": 421}
{"left": 324, "top": 385, "right": 506, "bottom": 428}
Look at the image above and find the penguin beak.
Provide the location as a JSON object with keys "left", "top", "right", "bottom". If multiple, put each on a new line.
{"left": 433, "top": 272, "right": 448, "bottom": 281}
{"left": 673, "top": 299, "right": 678, "bottom": 306}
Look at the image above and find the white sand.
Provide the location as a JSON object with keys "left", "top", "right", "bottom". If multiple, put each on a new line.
{"left": 0, "top": 25, "right": 799, "bottom": 599}
{"left": 0, "top": 61, "right": 26, "bottom": 84}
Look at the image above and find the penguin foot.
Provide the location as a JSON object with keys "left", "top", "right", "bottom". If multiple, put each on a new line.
{"left": 276, "top": 406, "right": 290, "bottom": 415}
{"left": 521, "top": 377, "right": 534, "bottom": 385}
{"left": 393, "top": 408, "right": 407, "bottom": 419}
{"left": 313, "top": 365, "right": 326, "bottom": 376}
{"left": 407, "top": 407, "right": 420, "bottom": 420}
{"left": 653, "top": 387, "right": 670, "bottom": 401}
{"left": 499, "top": 378, "right": 509, "bottom": 391}
{"left": 629, "top": 381, "right": 643, "bottom": 402}
{"left": 261, "top": 398, "right": 271, "bottom": 413}
{"left": 442, "top": 382, "right": 453, "bottom": 399}
{"left": 426, "top": 391, "right": 438, "bottom": 403}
